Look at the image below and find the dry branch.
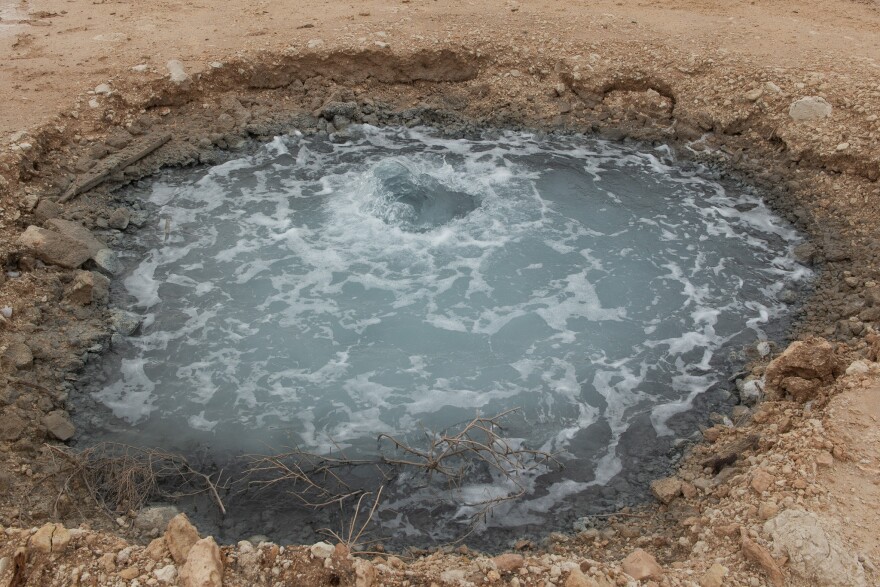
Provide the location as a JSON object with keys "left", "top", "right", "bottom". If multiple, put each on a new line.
{"left": 46, "top": 442, "right": 227, "bottom": 517}
{"left": 245, "top": 409, "right": 560, "bottom": 535}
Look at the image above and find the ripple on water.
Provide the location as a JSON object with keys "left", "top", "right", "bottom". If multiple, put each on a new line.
{"left": 86, "top": 126, "right": 810, "bottom": 539}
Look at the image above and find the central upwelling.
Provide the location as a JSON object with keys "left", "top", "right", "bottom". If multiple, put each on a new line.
{"left": 88, "top": 126, "right": 808, "bottom": 542}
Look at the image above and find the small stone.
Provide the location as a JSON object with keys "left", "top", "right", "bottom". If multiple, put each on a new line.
{"left": 680, "top": 481, "right": 697, "bottom": 499}
{"left": 165, "top": 513, "right": 200, "bottom": 564}
{"left": 178, "top": 537, "right": 222, "bottom": 587}
{"left": 750, "top": 470, "right": 776, "bottom": 494}
{"left": 118, "top": 566, "right": 140, "bottom": 580}
{"left": 145, "top": 537, "right": 169, "bottom": 561}
{"left": 845, "top": 360, "right": 869, "bottom": 375}
{"left": 95, "top": 83, "right": 112, "bottom": 95}
{"left": 30, "top": 523, "right": 71, "bottom": 553}
{"left": 355, "top": 559, "right": 377, "bottom": 587}
{"left": 836, "top": 142, "right": 850, "bottom": 151}
{"left": 764, "top": 81, "right": 782, "bottom": 94}
{"left": 2, "top": 342, "right": 33, "bottom": 371}
{"left": 166, "top": 60, "right": 190, "bottom": 86}
{"left": 108, "top": 208, "right": 131, "bottom": 230}
{"left": 789, "top": 96, "right": 832, "bottom": 121}
{"left": 745, "top": 88, "right": 763, "bottom": 101}
{"left": 34, "top": 199, "right": 63, "bottom": 222}
{"left": 135, "top": 505, "right": 180, "bottom": 533}
{"left": 650, "top": 477, "right": 682, "bottom": 504}
{"left": 67, "top": 270, "right": 110, "bottom": 306}
{"left": 741, "top": 533, "right": 784, "bottom": 587}
{"left": 699, "top": 563, "right": 728, "bottom": 587}
{"left": 92, "top": 248, "right": 122, "bottom": 276}
{"left": 815, "top": 451, "right": 834, "bottom": 467}
{"left": 154, "top": 564, "right": 177, "bottom": 583}
{"left": 621, "top": 549, "right": 663, "bottom": 580}
{"left": 0, "top": 413, "right": 26, "bottom": 441}
{"left": 759, "top": 502, "right": 780, "bottom": 520}
{"left": 492, "top": 553, "right": 524, "bottom": 572}
{"left": 756, "top": 341, "right": 771, "bottom": 357}
{"left": 307, "top": 38, "right": 324, "bottom": 49}
{"left": 132, "top": 64, "right": 149, "bottom": 72}
{"left": 43, "top": 410, "right": 76, "bottom": 441}
{"left": 565, "top": 568, "right": 600, "bottom": 587}
{"left": 310, "top": 541, "right": 334, "bottom": 559}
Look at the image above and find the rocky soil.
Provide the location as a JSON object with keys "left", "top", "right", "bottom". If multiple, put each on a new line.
{"left": 3, "top": 0, "right": 880, "bottom": 585}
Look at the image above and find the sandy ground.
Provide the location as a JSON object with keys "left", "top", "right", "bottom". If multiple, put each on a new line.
{"left": 2, "top": 0, "right": 880, "bottom": 586}
{"left": 2, "top": 0, "right": 880, "bottom": 138}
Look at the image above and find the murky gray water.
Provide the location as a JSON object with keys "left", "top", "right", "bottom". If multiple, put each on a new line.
{"left": 82, "top": 126, "right": 809, "bottom": 545}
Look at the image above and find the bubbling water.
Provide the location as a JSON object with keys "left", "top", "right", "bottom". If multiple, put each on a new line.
{"left": 84, "top": 126, "right": 809, "bottom": 543}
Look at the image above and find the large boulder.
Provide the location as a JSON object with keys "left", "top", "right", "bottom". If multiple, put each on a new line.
{"left": 763, "top": 337, "right": 842, "bottom": 401}
{"left": 165, "top": 513, "right": 200, "bottom": 564}
{"left": 765, "top": 510, "right": 867, "bottom": 587}
{"left": 17, "top": 225, "right": 91, "bottom": 269}
{"left": 44, "top": 219, "right": 106, "bottom": 256}
{"left": 179, "top": 537, "right": 223, "bottom": 587}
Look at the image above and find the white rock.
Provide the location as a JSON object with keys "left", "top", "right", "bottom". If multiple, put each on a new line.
{"left": 764, "top": 81, "right": 782, "bottom": 94}
{"left": 765, "top": 510, "right": 867, "bottom": 587}
{"left": 789, "top": 96, "right": 832, "bottom": 121}
{"left": 309, "top": 541, "right": 334, "bottom": 559}
{"left": 307, "top": 38, "right": 324, "bottom": 49}
{"left": 95, "top": 83, "right": 112, "bottom": 95}
{"left": 154, "top": 564, "right": 177, "bottom": 583}
{"left": 757, "top": 341, "right": 771, "bottom": 358}
{"left": 166, "top": 59, "right": 190, "bottom": 86}
{"left": 845, "top": 360, "right": 870, "bottom": 375}
{"left": 132, "top": 64, "right": 149, "bottom": 73}
{"left": 88, "top": 99, "right": 100, "bottom": 109}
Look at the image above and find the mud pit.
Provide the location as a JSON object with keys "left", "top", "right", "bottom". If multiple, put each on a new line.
{"left": 2, "top": 11, "right": 880, "bottom": 585}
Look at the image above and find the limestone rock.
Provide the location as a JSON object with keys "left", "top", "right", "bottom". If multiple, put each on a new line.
{"left": 44, "top": 219, "right": 106, "bottom": 256}
{"left": 92, "top": 248, "right": 122, "bottom": 276}
{"left": 165, "top": 513, "right": 200, "bottom": 564}
{"left": 699, "top": 563, "right": 728, "bottom": 587}
{"left": 309, "top": 541, "right": 334, "bottom": 559}
{"left": 621, "top": 548, "right": 663, "bottom": 580}
{"left": 741, "top": 533, "right": 784, "bottom": 587}
{"left": 355, "top": 558, "right": 377, "bottom": 587}
{"left": 764, "top": 337, "right": 841, "bottom": 399}
{"left": 789, "top": 96, "right": 832, "bottom": 121}
{"left": 108, "top": 208, "right": 131, "bottom": 230}
{"left": 145, "top": 536, "right": 170, "bottom": 561}
{"left": 135, "top": 505, "right": 180, "bottom": 533}
{"left": 492, "top": 553, "right": 524, "bottom": 572}
{"left": 18, "top": 225, "right": 91, "bottom": 269}
{"left": 167, "top": 60, "right": 191, "bottom": 86}
{"left": 66, "top": 270, "right": 110, "bottom": 306}
{"left": 34, "top": 199, "right": 63, "bottom": 222}
{"left": 0, "top": 413, "right": 26, "bottom": 441}
{"left": 42, "top": 410, "right": 76, "bottom": 441}
{"left": 650, "top": 476, "right": 682, "bottom": 504}
{"left": 565, "top": 567, "right": 601, "bottom": 587}
{"left": 179, "top": 536, "right": 222, "bottom": 587}
{"left": 154, "top": 564, "right": 178, "bottom": 583}
{"left": 30, "top": 523, "right": 71, "bottom": 554}
{"left": 2, "top": 342, "right": 33, "bottom": 370}
{"left": 765, "top": 510, "right": 867, "bottom": 587}
{"left": 750, "top": 470, "right": 775, "bottom": 494}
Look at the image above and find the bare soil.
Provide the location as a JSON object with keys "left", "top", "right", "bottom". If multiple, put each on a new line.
{"left": 2, "top": 0, "right": 880, "bottom": 585}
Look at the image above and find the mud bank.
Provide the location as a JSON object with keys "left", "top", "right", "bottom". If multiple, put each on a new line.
{"left": 1, "top": 42, "right": 880, "bottom": 586}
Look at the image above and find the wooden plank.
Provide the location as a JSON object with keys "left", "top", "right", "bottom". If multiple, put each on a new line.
{"left": 59, "top": 132, "right": 172, "bottom": 203}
